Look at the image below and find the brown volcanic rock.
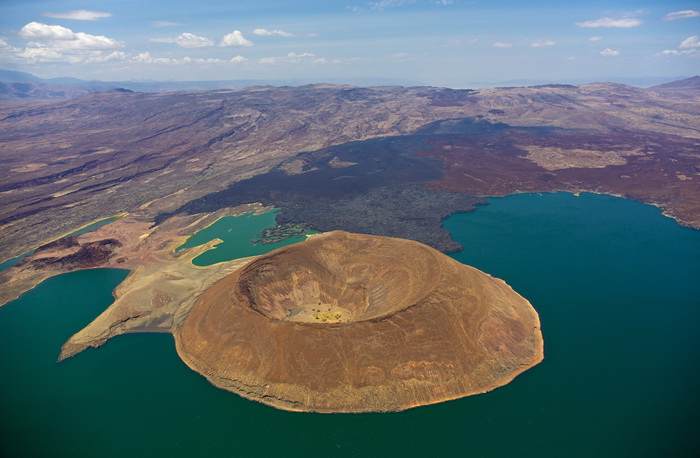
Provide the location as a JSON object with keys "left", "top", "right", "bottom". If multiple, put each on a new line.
{"left": 0, "top": 85, "right": 477, "bottom": 260}
{"left": 174, "top": 231, "right": 543, "bottom": 413}
{"left": 1, "top": 81, "right": 699, "bottom": 261}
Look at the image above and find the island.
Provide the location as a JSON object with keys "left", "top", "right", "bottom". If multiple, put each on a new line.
{"left": 175, "top": 231, "right": 543, "bottom": 412}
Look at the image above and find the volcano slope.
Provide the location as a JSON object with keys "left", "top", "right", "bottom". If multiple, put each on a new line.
{"left": 174, "top": 231, "right": 543, "bottom": 413}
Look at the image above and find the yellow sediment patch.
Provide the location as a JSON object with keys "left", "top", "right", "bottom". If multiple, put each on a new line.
{"left": 286, "top": 303, "right": 354, "bottom": 323}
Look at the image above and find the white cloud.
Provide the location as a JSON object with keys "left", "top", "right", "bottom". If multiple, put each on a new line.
{"left": 253, "top": 28, "right": 295, "bottom": 37}
{"left": 42, "top": 10, "right": 112, "bottom": 21}
{"left": 19, "top": 22, "right": 122, "bottom": 50}
{"left": 83, "top": 51, "right": 127, "bottom": 63}
{"left": 16, "top": 22, "right": 124, "bottom": 65}
{"left": 600, "top": 48, "right": 621, "bottom": 56}
{"left": 369, "top": 0, "right": 415, "bottom": 11}
{"left": 132, "top": 52, "right": 248, "bottom": 65}
{"left": 181, "top": 56, "right": 228, "bottom": 64}
{"left": 13, "top": 22, "right": 124, "bottom": 64}
{"left": 589, "top": 36, "right": 603, "bottom": 41}
{"left": 259, "top": 52, "right": 324, "bottom": 64}
{"left": 531, "top": 39, "right": 555, "bottom": 47}
{"left": 576, "top": 17, "right": 643, "bottom": 28}
{"left": 150, "top": 33, "right": 215, "bottom": 48}
{"left": 680, "top": 35, "right": 700, "bottom": 49}
{"left": 18, "top": 46, "right": 64, "bottom": 62}
{"left": 492, "top": 42, "right": 512, "bottom": 48}
{"left": 219, "top": 31, "right": 253, "bottom": 47}
{"left": 133, "top": 52, "right": 175, "bottom": 64}
{"left": 151, "top": 21, "right": 181, "bottom": 28}
{"left": 9, "top": 25, "right": 251, "bottom": 67}
{"left": 0, "top": 38, "right": 20, "bottom": 54}
{"left": 18, "top": 46, "right": 127, "bottom": 64}
{"left": 663, "top": 10, "right": 700, "bottom": 21}
{"left": 20, "top": 22, "right": 76, "bottom": 41}
{"left": 661, "top": 49, "right": 697, "bottom": 56}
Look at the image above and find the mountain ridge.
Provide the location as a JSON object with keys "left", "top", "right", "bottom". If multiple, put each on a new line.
{"left": 0, "top": 69, "right": 694, "bottom": 100}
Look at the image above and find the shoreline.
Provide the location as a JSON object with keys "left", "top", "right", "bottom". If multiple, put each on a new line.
{"left": 1, "top": 190, "right": 696, "bottom": 310}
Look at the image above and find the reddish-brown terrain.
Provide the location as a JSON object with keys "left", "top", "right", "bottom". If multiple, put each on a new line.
{"left": 414, "top": 120, "right": 700, "bottom": 225}
{"left": 0, "top": 85, "right": 480, "bottom": 260}
{"left": 174, "top": 231, "right": 543, "bottom": 412}
{"left": 1, "top": 79, "right": 699, "bottom": 264}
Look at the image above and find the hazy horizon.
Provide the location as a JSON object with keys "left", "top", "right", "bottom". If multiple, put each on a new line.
{"left": 1, "top": 1, "right": 699, "bottom": 88}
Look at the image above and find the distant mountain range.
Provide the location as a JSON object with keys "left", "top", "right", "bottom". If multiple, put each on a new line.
{"left": 650, "top": 75, "right": 700, "bottom": 89}
{"left": 0, "top": 69, "right": 425, "bottom": 100}
{"left": 1, "top": 69, "right": 696, "bottom": 101}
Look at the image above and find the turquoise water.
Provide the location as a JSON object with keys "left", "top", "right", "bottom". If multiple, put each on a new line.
{"left": 177, "top": 210, "right": 315, "bottom": 266}
{"left": 0, "top": 192, "right": 698, "bottom": 457}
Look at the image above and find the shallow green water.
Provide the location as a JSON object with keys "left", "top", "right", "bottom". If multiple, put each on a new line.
{"left": 177, "top": 210, "right": 315, "bottom": 266}
{"left": 0, "top": 192, "right": 698, "bottom": 457}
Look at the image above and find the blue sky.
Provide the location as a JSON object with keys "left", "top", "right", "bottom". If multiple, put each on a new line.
{"left": 0, "top": 0, "right": 698, "bottom": 86}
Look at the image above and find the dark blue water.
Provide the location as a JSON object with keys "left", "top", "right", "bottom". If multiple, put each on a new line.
{"left": 0, "top": 192, "right": 698, "bottom": 457}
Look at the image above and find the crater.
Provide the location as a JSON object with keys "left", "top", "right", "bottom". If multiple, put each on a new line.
{"left": 174, "top": 231, "right": 544, "bottom": 413}
{"left": 234, "top": 234, "right": 440, "bottom": 323}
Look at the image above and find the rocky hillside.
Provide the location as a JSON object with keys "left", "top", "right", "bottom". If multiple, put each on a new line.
{"left": 0, "top": 81, "right": 90, "bottom": 101}
{"left": 0, "top": 80, "right": 698, "bottom": 260}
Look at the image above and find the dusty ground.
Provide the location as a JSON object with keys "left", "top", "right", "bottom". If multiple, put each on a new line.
{"left": 1, "top": 81, "right": 698, "bottom": 262}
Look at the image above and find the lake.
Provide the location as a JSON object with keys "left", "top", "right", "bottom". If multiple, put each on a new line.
{"left": 176, "top": 210, "right": 315, "bottom": 266}
{"left": 0, "top": 192, "right": 698, "bottom": 457}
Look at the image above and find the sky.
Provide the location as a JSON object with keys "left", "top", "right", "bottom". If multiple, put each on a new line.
{"left": 0, "top": 0, "right": 698, "bottom": 87}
